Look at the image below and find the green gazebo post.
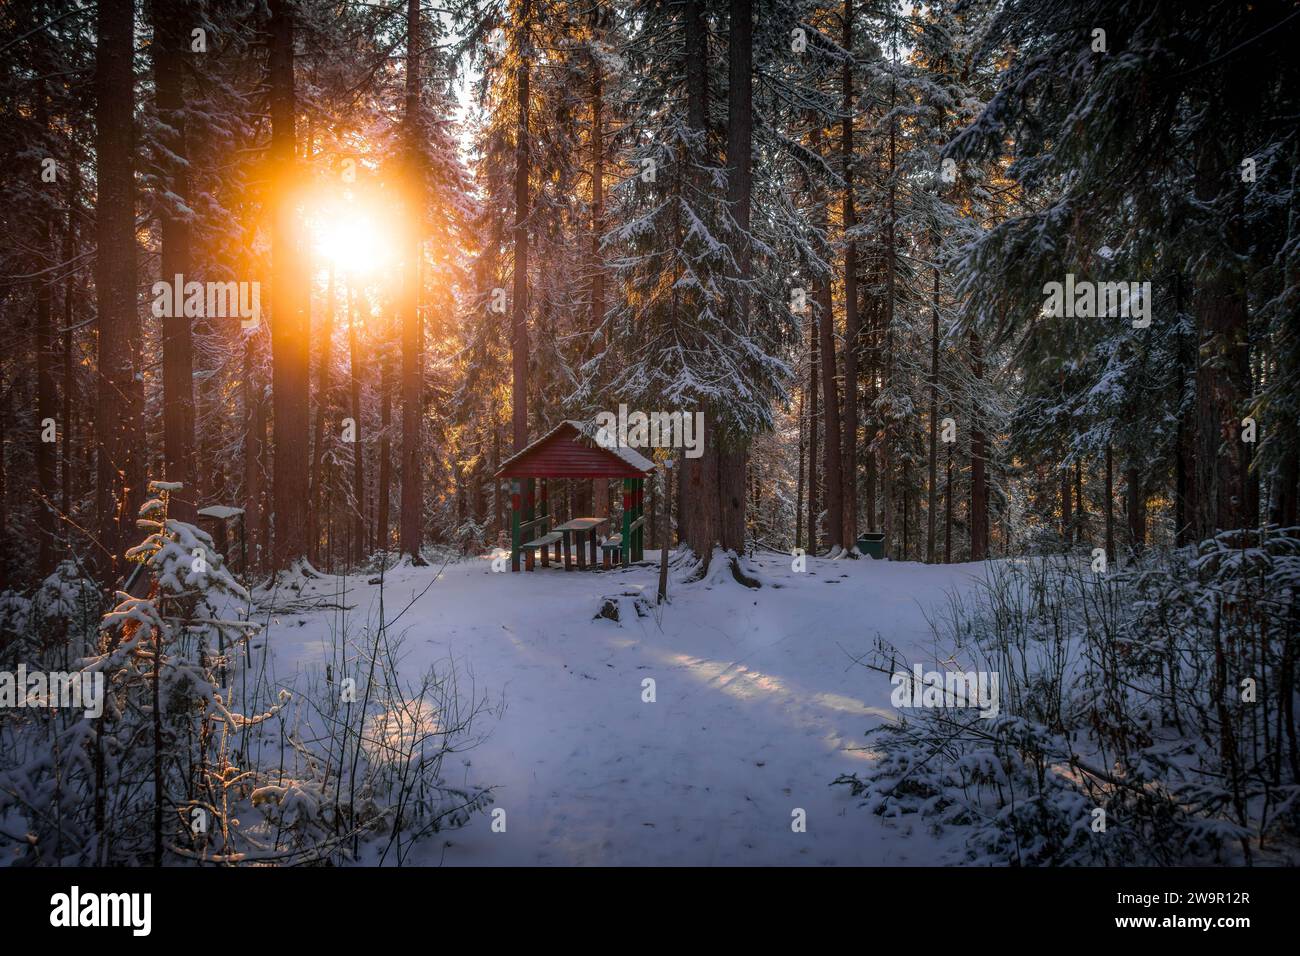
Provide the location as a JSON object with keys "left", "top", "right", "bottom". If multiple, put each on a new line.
{"left": 509, "top": 477, "right": 539, "bottom": 572}
{"left": 621, "top": 478, "right": 632, "bottom": 566}
{"left": 633, "top": 478, "right": 644, "bottom": 561}
{"left": 621, "top": 477, "right": 645, "bottom": 565}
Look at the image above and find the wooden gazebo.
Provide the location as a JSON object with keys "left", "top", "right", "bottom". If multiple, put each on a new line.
{"left": 495, "top": 420, "right": 655, "bottom": 572}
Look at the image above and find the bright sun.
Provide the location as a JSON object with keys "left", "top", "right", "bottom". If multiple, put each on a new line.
{"left": 312, "top": 199, "right": 394, "bottom": 277}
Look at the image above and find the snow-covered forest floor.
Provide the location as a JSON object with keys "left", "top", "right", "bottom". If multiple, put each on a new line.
{"left": 264, "top": 552, "right": 986, "bottom": 865}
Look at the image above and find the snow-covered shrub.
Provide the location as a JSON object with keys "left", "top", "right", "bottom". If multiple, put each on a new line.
{"left": 0, "top": 481, "right": 268, "bottom": 864}
{"left": 0, "top": 560, "right": 99, "bottom": 664}
{"left": 30, "top": 559, "right": 101, "bottom": 655}
{"left": 837, "top": 535, "right": 1300, "bottom": 865}
{"left": 0, "top": 482, "right": 492, "bottom": 866}
{"left": 0, "top": 590, "right": 31, "bottom": 655}
{"left": 454, "top": 518, "right": 487, "bottom": 555}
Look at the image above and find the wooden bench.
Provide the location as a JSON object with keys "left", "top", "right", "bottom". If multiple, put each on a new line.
{"left": 599, "top": 534, "right": 622, "bottom": 569}
{"left": 521, "top": 531, "right": 563, "bottom": 570}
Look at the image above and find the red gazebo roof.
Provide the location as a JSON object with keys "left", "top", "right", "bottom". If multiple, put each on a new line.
{"left": 495, "top": 420, "right": 655, "bottom": 480}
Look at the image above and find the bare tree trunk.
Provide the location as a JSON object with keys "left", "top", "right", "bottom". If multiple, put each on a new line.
{"left": 926, "top": 245, "right": 939, "bottom": 563}
{"left": 152, "top": 0, "right": 196, "bottom": 524}
{"left": 1194, "top": 278, "right": 1254, "bottom": 538}
{"left": 807, "top": 313, "right": 819, "bottom": 553}
{"left": 1193, "top": 136, "right": 1255, "bottom": 539}
{"left": 511, "top": 0, "right": 532, "bottom": 452}
{"left": 943, "top": 443, "right": 953, "bottom": 563}
{"left": 813, "top": 126, "right": 843, "bottom": 551}
{"left": 243, "top": 333, "right": 264, "bottom": 574}
{"left": 684, "top": 0, "right": 752, "bottom": 564}
{"left": 685, "top": 443, "right": 721, "bottom": 560}
{"left": 839, "top": 0, "right": 859, "bottom": 551}
{"left": 589, "top": 10, "right": 605, "bottom": 345}
{"left": 1105, "top": 444, "right": 1115, "bottom": 562}
{"left": 880, "top": 67, "right": 900, "bottom": 558}
{"left": 398, "top": 0, "right": 425, "bottom": 562}
{"left": 152, "top": 617, "right": 163, "bottom": 866}
{"left": 35, "top": 103, "right": 56, "bottom": 575}
{"left": 0, "top": 383, "right": 7, "bottom": 584}
{"left": 796, "top": 386, "right": 806, "bottom": 550}
{"left": 1126, "top": 464, "right": 1146, "bottom": 554}
{"left": 94, "top": 0, "right": 142, "bottom": 584}
{"left": 675, "top": 0, "right": 705, "bottom": 552}
{"left": 1275, "top": 423, "right": 1300, "bottom": 529}
{"left": 901, "top": 461, "right": 910, "bottom": 558}
{"left": 1061, "top": 457, "right": 1073, "bottom": 547}
{"left": 864, "top": 289, "right": 879, "bottom": 531}
{"left": 1075, "top": 460, "right": 1085, "bottom": 539}
{"left": 309, "top": 268, "right": 335, "bottom": 562}
{"left": 348, "top": 283, "right": 366, "bottom": 564}
{"left": 969, "top": 327, "right": 988, "bottom": 560}
{"left": 61, "top": 166, "right": 79, "bottom": 523}
{"left": 717, "top": 0, "right": 752, "bottom": 558}
{"left": 581, "top": 16, "right": 606, "bottom": 521}
{"left": 377, "top": 320, "right": 392, "bottom": 553}
{"left": 269, "top": 0, "right": 311, "bottom": 570}
{"left": 686, "top": 0, "right": 708, "bottom": 135}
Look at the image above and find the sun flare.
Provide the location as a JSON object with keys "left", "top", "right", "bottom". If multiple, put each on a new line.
{"left": 311, "top": 197, "right": 395, "bottom": 277}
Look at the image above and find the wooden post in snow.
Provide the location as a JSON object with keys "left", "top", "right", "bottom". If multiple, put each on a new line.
{"left": 658, "top": 461, "right": 672, "bottom": 603}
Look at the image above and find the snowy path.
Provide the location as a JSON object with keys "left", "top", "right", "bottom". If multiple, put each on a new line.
{"left": 269, "top": 552, "right": 987, "bottom": 865}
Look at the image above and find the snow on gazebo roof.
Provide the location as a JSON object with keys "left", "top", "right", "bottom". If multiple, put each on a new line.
{"left": 495, "top": 419, "right": 655, "bottom": 479}
{"left": 565, "top": 419, "right": 656, "bottom": 472}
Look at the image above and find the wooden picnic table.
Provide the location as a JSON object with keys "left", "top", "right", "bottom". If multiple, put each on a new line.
{"left": 553, "top": 517, "right": 608, "bottom": 570}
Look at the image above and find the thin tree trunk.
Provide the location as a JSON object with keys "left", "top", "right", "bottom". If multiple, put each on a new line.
{"left": 969, "top": 327, "right": 988, "bottom": 560}
{"left": 879, "top": 65, "right": 899, "bottom": 558}
{"left": 94, "top": 0, "right": 142, "bottom": 583}
{"left": 35, "top": 105, "right": 56, "bottom": 575}
{"left": 943, "top": 443, "right": 953, "bottom": 563}
{"left": 489, "top": 424, "right": 500, "bottom": 540}
{"left": 839, "top": 0, "right": 859, "bottom": 551}
{"left": 813, "top": 125, "right": 843, "bottom": 551}
{"left": 377, "top": 320, "right": 392, "bottom": 553}
{"left": 589, "top": 12, "right": 605, "bottom": 345}
{"left": 511, "top": 0, "right": 532, "bottom": 452}
{"left": 399, "top": 0, "right": 425, "bottom": 562}
{"left": 269, "top": 0, "right": 311, "bottom": 570}
{"left": 926, "top": 243, "right": 939, "bottom": 563}
{"left": 902, "top": 461, "right": 910, "bottom": 558}
{"left": 1126, "top": 464, "right": 1146, "bottom": 553}
{"left": 1061, "top": 456, "right": 1073, "bottom": 547}
{"left": 0, "top": 383, "right": 7, "bottom": 586}
{"left": 1193, "top": 138, "right": 1254, "bottom": 539}
{"left": 807, "top": 310, "right": 819, "bottom": 554}
{"left": 795, "top": 386, "right": 805, "bottom": 550}
{"left": 153, "top": 0, "right": 196, "bottom": 524}
{"left": 864, "top": 287, "right": 879, "bottom": 531}
{"left": 583, "top": 15, "right": 607, "bottom": 522}
{"left": 349, "top": 283, "right": 366, "bottom": 564}
{"left": 242, "top": 332, "right": 264, "bottom": 574}
{"left": 1075, "top": 460, "right": 1085, "bottom": 538}
{"left": 152, "top": 617, "right": 163, "bottom": 866}
{"left": 309, "top": 268, "right": 335, "bottom": 562}
{"left": 61, "top": 166, "right": 79, "bottom": 524}
{"left": 1105, "top": 443, "right": 1115, "bottom": 562}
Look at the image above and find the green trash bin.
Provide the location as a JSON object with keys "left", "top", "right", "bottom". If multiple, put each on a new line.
{"left": 856, "top": 532, "right": 885, "bottom": 559}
